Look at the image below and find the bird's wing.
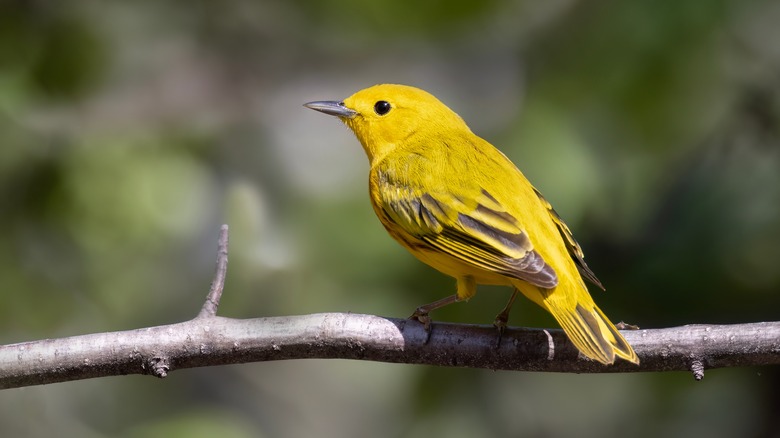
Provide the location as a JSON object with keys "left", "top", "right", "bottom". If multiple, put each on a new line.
{"left": 377, "top": 178, "right": 558, "bottom": 289}
{"left": 532, "top": 188, "right": 604, "bottom": 290}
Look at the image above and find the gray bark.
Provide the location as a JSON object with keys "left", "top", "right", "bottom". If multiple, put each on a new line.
{"left": 1, "top": 313, "right": 778, "bottom": 389}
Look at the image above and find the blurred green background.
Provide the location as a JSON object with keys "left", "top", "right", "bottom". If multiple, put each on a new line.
{"left": 1, "top": 0, "right": 779, "bottom": 436}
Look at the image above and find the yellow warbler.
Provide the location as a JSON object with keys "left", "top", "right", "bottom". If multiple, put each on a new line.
{"left": 304, "top": 84, "right": 638, "bottom": 365}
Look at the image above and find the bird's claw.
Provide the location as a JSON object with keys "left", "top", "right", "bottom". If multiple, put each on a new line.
{"left": 409, "top": 309, "right": 433, "bottom": 343}
{"left": 615, "top": 321, "right": 640, "bottom": 330}
{"left": 493, "top": 314, "right": 509, "bottom": 349}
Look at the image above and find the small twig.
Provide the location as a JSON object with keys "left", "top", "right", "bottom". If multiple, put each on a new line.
{"left": 197, "top": 224, "right": 229, "bottom": 318}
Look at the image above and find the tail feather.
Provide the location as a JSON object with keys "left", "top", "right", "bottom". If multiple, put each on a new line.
{"left": 518, "top": 284, "right": 639, "bottom": 365}
{"left": 591, "top": 304, "right": 639, "bottom": 364}
{"left": 567, "top": 303, "right": 638, "bottom": 364}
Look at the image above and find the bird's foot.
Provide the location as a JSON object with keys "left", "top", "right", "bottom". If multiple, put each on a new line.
{"left": 493, "top": 313, "right": 509, "bottom": 349}
{"left": 615, "top": 321, "right": 640, "bottom": 330}
{"left": 409, "top": 309, "right": 433, "bottom": 343}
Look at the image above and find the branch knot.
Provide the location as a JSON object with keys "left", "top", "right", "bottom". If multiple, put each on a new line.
{"left": 147, "top": 356, "right": 170, "bottom": 378}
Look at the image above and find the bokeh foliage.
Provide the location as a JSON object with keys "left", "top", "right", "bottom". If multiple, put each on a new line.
{"left": 1, "top": 1, "right": 779, "bottom": 436}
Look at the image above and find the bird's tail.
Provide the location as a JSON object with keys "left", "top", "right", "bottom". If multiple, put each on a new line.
{"left": 516, "top": 283, "right": 639, "bottom": 365}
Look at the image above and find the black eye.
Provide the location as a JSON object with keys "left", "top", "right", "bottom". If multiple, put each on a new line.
{"left": 374, "top": 100, "right": 391, "bottom": 115}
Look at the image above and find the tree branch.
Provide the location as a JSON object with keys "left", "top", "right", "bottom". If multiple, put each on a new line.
{"left": 1, "top": 226, "right": 778, "bottom": 390}
{"left": 1, "top": 315, "right": 778, "bottom": 389}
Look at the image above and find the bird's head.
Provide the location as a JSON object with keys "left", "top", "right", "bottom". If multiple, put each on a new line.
{"left": 305, "top": 84, "right": 469, "bottom": 163}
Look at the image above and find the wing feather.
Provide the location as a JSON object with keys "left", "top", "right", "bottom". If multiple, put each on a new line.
{"left": 377, "top": 174, "right": 558, "bottom": 288}
{"left": 533, "top": 188, "right": 604, "bottom": 290}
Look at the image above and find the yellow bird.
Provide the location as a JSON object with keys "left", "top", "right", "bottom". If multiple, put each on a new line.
{"left": 305, "top": 84, "right": 638, "bottom": 365}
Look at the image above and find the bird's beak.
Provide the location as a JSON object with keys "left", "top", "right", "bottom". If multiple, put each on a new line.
{"left": 303, "top": 100, "right": 358, "bottom": 118}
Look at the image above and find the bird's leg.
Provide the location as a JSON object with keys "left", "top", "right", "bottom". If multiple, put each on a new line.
{"left": 493, "top": 288, "right": 520, "bottom": 348}
{"left": 410, "top": 277, "right": 474, "bottom": 343}
{"left": 410, "top": 294, "right": 460, "bottom": 342}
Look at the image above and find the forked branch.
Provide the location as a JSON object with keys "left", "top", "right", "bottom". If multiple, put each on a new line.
{"left": 1, "top": 226, "right": 778, "bottom": 390}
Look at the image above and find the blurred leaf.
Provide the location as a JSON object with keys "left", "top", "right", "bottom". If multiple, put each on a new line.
{"left": 31, "top": 16, "right": 108, "bottom": 100}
